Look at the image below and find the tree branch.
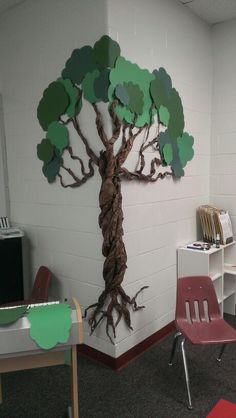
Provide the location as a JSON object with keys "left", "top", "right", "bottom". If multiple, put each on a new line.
{"left": 117, "top": 126, "right": 145, "bottom": 166}
{"left": 109, "top": 101, "right": 122, "bottom": 145}
{"left": 72, "top": 117, "right": 99, "bottom": 165}
{"left": 58, "top": 158, "right": 94, "bottom": 188}
{"left": 92, "top": 103, "right": 109, "bottom": 148}
{"left": 120, "top": 159, "right": 173, "bottom": 182}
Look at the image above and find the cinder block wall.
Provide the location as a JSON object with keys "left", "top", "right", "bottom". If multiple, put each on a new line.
{"left": 0, "top": 0, "right": 212, "bottom": 357}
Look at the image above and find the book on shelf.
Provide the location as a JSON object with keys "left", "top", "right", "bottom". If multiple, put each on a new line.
{"left": 198, "top": 205, "right": 233, "bottom": 245}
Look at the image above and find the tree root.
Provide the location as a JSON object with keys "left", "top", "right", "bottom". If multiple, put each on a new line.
{"left": 83, "top": 285, "right": 148, "bottom": 344}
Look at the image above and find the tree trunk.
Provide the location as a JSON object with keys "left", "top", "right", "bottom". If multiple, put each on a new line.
{"left": 85, "top": 147, "right": 147, "bottom": 343}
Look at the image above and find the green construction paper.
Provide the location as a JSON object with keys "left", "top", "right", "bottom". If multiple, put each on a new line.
{"left": 124, "top": 82, "right": 144, "bottom": 115}
{"left": 163, "top": 143, "right": 173, "bottom": 165}
{"left": 42, "top": 155, "right": 62, "bottom": 183}
{"left": 82, "top": 69, "right": 100, "bottom": 103}
{"left": 94, "top": 68, "right": 110, "bottom": 102}
{"left": 27, "top": 303, "right": 72, "bottom": 350}
{"left": 177, "top": 132, "right": 194, "bottom": 167}
{"left": 46, "top": 122, "right": 69, "bottom": 154}
{"left": 64, "top": 348, "right": 72, "bottom": 366}
{"left": 37, "top": 138, "right": 54, "bottom": 164}
{"left": 57, "top": 78, "right": 82, "bottom": 117}
{"left": 159, "top": 130, "right": 184, "bottom": 178}
{"left": 0, "top": 306, "right": 28, "bottom": 326}
{"left": 109, "top": 56, "right": 154, "bottom": 127}
{"left": 152, "top": 68, "right": 172, "bottom": 106}
{"left": 37, "top": 82, "right": 69, "bottom": 131}
{"left": 62, "top": 46, "right": 97, "bottom": 85}
{"left": 115, "top": 84, "right": 129, "bottom": 106}
{"left": 159, "top": 105, "right": 170, "bottom": 126}
{"left": 93, "top": 35, "right": 121, "bottom": 69}
{"left": 167, "top": 88, "right": 184, "bottom": 139}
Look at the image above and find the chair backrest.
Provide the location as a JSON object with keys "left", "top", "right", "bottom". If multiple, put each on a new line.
{"left": 30, "top": 266, "right": 52, "bottom": 303}
{"left": 176, "top": 276, "right": 221, "bottom": 323}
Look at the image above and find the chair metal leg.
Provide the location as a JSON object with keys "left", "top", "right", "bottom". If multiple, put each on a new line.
{"left": 181, "top": 338, "right": 193, "bottom": 410}
{"left": 217, "top": 344, "right": 226, "bottom": 362}
{"left": 168, "top": 331, "right": 182, "bottom": 365}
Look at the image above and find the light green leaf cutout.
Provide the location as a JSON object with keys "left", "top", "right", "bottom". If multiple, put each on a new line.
{"left": 109, "top": 56, "right": 154, "bottom": 127}
{"left": 28, "top": 303, "right": 72, "bottom": 350}
{"left": 46, "top": 122, "right": 69, "bottom": 154}
{"left": 159, "top": 105, "right": 170, "bottom": 126}
{"left": 163, "top": 143, "right": 173, "bottom": 165}
{"left": 0, "top": 306, "right": 28, "bottom": 326}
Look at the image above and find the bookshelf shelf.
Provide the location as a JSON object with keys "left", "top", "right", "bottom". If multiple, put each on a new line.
{"left": 178, "top": 241, "right": 236, "bottom": 316}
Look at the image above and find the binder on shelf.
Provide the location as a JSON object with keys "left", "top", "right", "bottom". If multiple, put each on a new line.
{"left": 198, "top": 205, "right": 233, "bottom": 245}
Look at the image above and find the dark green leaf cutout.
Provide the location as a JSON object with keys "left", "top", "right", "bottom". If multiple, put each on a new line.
{"left": 124, "top": 82, "right": 144, "bottom": 115}
{"left": 152, "top": 67, "right": 172, "bottom": 104}
{"left": 93, "top": 35, "right": 120, "bottom": 69}
{"left": 46, "top": 122, "right": 69, "bottom": 154}
{"left": 94, "top": 68, "right": 110, "bottom": 102}
{"left": 0, "top": 306, "right": 28, "bottom": 326}
{"left": 61, "top": 46, "right": 97, "bottom": 85}
{"left": 159, "top": 130, "right": 184, "bottom": 178}
{"left": 109, "top": 56, "right": 154, "bottom": 127}
{"left": 42, "top": 155, "right": 62, "bottom": 183}
{"left": 168, "top": 88, "right": 184, "bottom": 139}
{"left": 37, "top": 138, "right": 54, "bottom": 164}
{"left": 28, "top": 303, "right": 72, "bottom": 350}
{"left": 159, "top": 105, "right": 170, "bottom": 126}
{"left": 115, "top": 84, "right": 129, "bottom": 106}
{"left": 37, "top": 82, "right": 69, "bottom": 131}
{"left": 57, "top": 78, "right": 82, "bottom": 117}
{"left": 82, "top": 69, "right": 100, "bottom": 103}
{"left": 177, "top": 132, "right": 194, "bottom": 167}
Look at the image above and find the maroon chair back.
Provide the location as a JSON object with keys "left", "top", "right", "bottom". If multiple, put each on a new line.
{"left": 30, "top": 266, "right": 52, "bottom": 303}
{"left": 176, "top": 276, "right": 221, "bottom": 324}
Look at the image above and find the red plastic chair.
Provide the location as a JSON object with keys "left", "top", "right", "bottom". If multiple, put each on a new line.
{"left": 1, "top": 266, "right": 52, "bottom": 307}
{"left": 169, "top": 276, "right": 236, "bottom": 409}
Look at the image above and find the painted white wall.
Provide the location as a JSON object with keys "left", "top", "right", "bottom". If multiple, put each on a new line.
{"left": 0, "top": 95, "right": 9, "bottom": 217}
{"left": 210, "top": 20, "right": 236, "bottom": 235}
{"left": 0, "top": 0, "right": 212, "bottom": 357}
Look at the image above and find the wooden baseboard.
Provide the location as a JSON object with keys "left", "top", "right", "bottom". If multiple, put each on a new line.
{"left": 78, "top": 321, "right": 175, "bottom": 370}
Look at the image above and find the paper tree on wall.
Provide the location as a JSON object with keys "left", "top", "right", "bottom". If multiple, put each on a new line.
{"left": 37, "top": 35, "right": 194, "bottom": 342}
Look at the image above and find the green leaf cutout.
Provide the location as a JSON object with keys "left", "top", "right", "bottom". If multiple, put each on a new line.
{"left": 27, "top": 303, "right": 72, "bottom": 350}
{"left": 159, "top": 105, "right": 170, "bottom": 126}
{"left": 168, "top": 88, "right": 185, "bottom": 139}
{"left": 109, "top": 56, "right": 154, "bottom": 127}
{"left": 82, "top": 69, "right": 101, "bottom": 103}
{"left": 46, "top": 122, "right": 69, "bottom": 154}
{"left": 177, "top": 132, "right": 194, "bottom": 167}
{"left": 42, "top": 155, "right": 62, "bottom": 183}
{"left": 37, "top": 138, "right": 54, "bottom": 164}
{"left": 94, "top": 69, "right": 110, "bottom": 102}
{"left": 163, "top": 143, "right": 173, "bottom": 165}
{"left": 115, "top": 84, "right": 129, "bottom": 106}
{"left": 37, "top": 82, "right": 69, "bottom": 131}
{"left": 93, "top": 35, "right": 120, "bottom": 69}
{"left": 61, "top": 46, "right": 97, "bottom": 85}
{"left": 159, "top": 130, "right": 184, "bottom": 178}
{"left": 57, "top": 78, "right": 82, "bottom": 117}
{"left": 0, "top": 306, "right": 28, "bottom": 326}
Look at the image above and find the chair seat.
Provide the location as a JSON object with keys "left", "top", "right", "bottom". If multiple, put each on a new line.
{"left": 177, "top": 318, "right": 236, "bottom": 345}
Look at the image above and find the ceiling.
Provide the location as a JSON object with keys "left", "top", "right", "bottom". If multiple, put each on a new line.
{"left": 0, "top": 0, "right": 236, "bottom": 26}
{"left": 178, "top": 0, "right": 236, "bottom": 25}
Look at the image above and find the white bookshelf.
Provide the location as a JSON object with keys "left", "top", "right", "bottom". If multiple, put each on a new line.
{"left": 177, "top": 241, "right": 236, "bottom": 315}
